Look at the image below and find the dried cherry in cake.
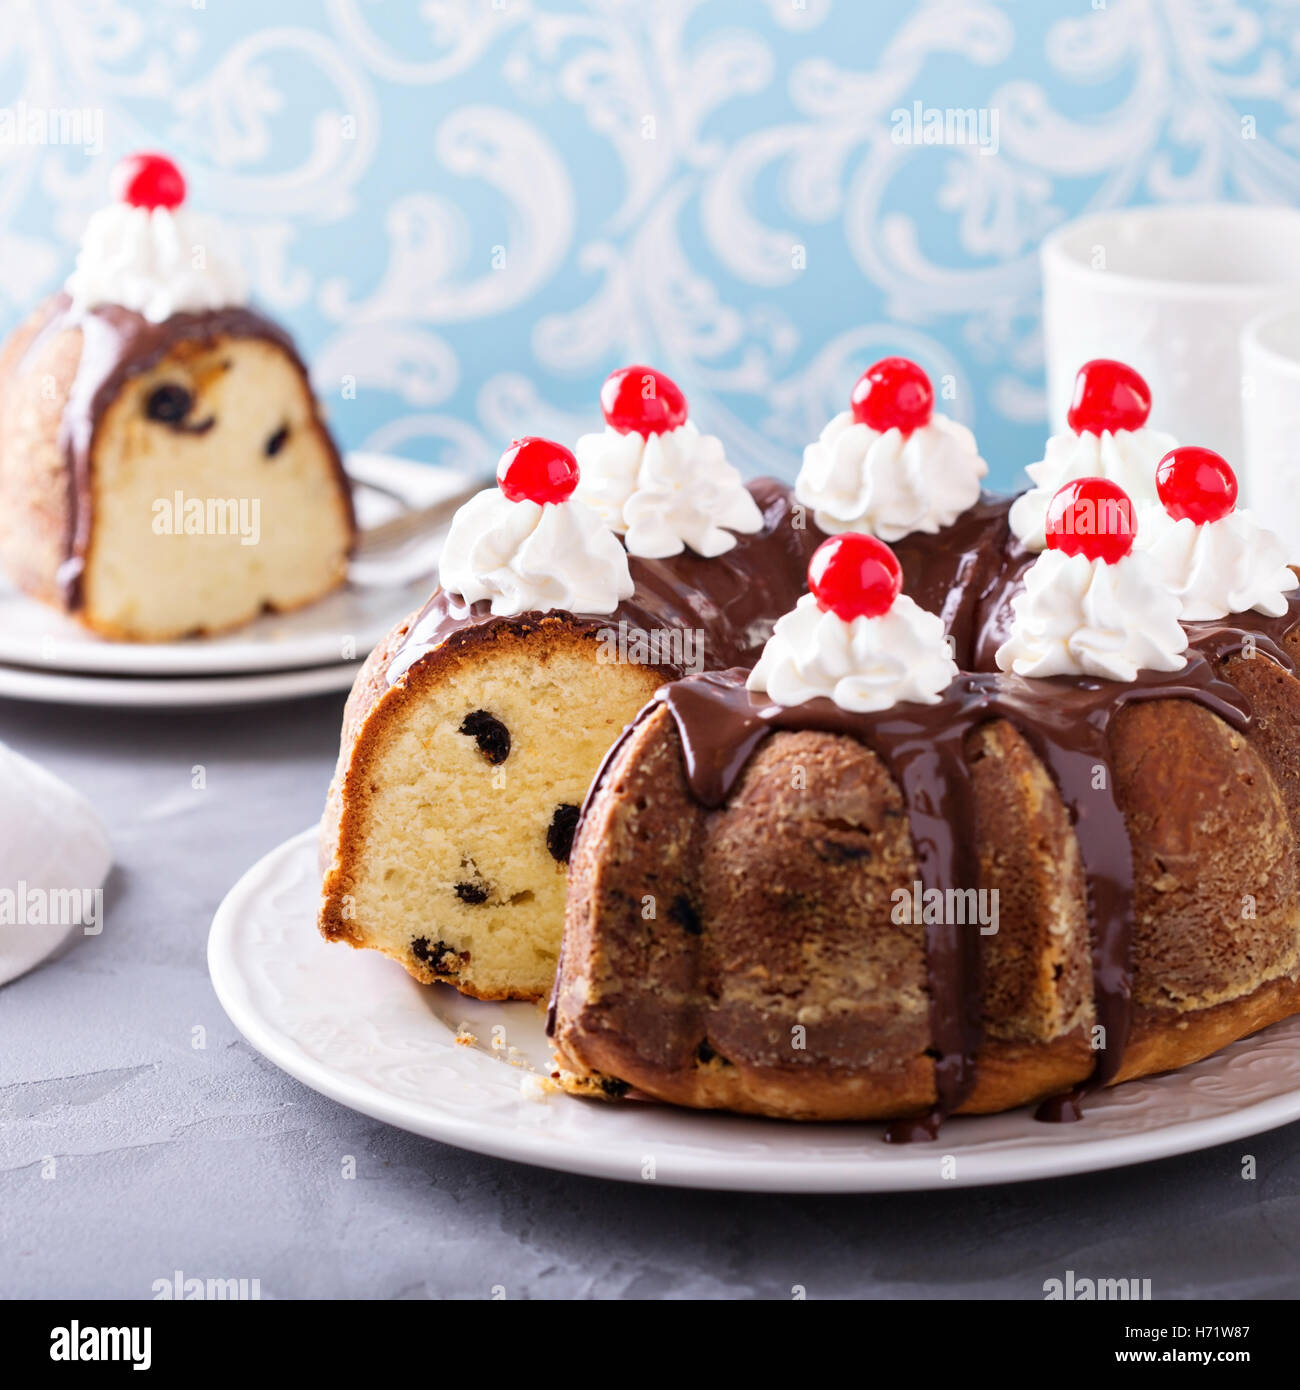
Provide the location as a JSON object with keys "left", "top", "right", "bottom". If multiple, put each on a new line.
{"left": 547, "top": 804, "right": 581, "bottom": 863}
{"left": 145, "top": 383, "right": 193, "bottom": 424}
{"left": 459, "top": 710, "right": 511, "bottom": 764}
{"left": 411, "top": 937, "right": 462, "bottom": 973}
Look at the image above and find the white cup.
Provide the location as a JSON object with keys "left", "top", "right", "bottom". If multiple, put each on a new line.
{"left": 1241, "top": 306, "right": 1300, "bottom": 546}
{"left": 1041, "top": 204, "right": 1300, "bottom": 461}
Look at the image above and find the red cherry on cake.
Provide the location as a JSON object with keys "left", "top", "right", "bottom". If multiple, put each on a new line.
{"left": 498, "top": 437, "right": 580, "bottom": 505}
{"left": 808, "top": 533, "right": 903, "bottom": 621}
{"left": 111, "top": 152, "right": 186, "bottom": 211}
{"left": 850, "top": 357, "right": 934, "bottom": 434}
{"left": 1155, "top": 446, "right": 1238, "bottom": 525}
{"left": 1066, "top": 359, "right": 1151, "bottom": 436}
{"left": 1045, "top": 477, "right": 1136, "bottom": 564}
{"left": 600, "top": 365, "right": 689, "bottom": 437}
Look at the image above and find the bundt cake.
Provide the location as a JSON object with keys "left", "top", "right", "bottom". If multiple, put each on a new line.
{"left": 0, "top": 152, "right": 354, "bottom": 641}
{"left": 323, "top": 355, "right": 1300, "bottom": 1133}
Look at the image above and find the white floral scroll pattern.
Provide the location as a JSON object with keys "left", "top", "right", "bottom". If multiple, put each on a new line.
{"left": 2, "top": 0, "right": 1299, "bottom": 484}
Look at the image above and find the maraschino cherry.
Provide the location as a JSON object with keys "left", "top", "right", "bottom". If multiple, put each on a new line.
{"left": 497, "top": 437, "right": 580, "bottom": 505}
{"left": 1155, "top": 446, "right": 1238, "bottom": 525}
{"left": 600, "top": 365, "right": 689, "bottom": 437}
{"left": 850, "top": 357, "right": 933, "bottom": 434}
{"left": 1066, "top": 359, "right": 1151, "bottom": 436}
{"left": 111, "top": 152, "right": 186, "bottom": 211}
{"left": 808, "top": 533, "right": 903, "bottom": 621}
{"left": 1045, "top": 477, "right": 1136, "bottom": 564}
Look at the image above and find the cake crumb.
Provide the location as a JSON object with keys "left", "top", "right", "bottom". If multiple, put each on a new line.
{"left": 521, "top": 1073, "right": 559, "bottom": 1101}
{"left": 454, "top": 1024, "right": 477, "bottom": 1047}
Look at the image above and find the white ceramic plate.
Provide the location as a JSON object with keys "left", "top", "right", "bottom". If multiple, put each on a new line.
{"left": 0, "top": 660, "right": 360, "bottom": 708}
{"left": 209, "top": 827, "right": 1300, "bottom": 1192}
{"left": 0, "top": 453, "right": 465, "bottom": 676}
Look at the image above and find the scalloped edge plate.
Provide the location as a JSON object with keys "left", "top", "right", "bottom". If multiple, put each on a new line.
{"left": 208, "top": 827, "right": 1300, "bottom": 1192}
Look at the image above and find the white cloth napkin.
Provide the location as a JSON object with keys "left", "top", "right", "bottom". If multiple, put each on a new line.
{"left": 0, "top": 742, "right": 111, "bottom": 985}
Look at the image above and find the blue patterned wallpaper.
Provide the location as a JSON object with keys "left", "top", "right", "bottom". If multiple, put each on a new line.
{"left": 1, "top": 0, "right": 1296, "bottom": 488}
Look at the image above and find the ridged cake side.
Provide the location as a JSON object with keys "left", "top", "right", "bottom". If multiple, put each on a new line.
{"left": 552, "top": 637, "right": 1300, "bottom": 1122}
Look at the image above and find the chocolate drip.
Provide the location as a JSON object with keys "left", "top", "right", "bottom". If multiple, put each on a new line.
{"left": 17, "top": 292, "right": 353, "bottom": 608}
{"left": 971, "top": 535, "right": 1036, "bottom": 672}
{"left": 1184, "top": 602, "right": 1300, "bottom": 673}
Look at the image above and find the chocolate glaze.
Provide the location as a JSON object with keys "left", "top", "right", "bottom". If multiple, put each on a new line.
{"left": 386, "top": 478, "right": 825, "bottom": 685}
{"left": 893, "top": 494, "right": 1019, "bottom": 669}
{"left": 539, "top": 484, "right": 1300, "bottom": 1133}
{"left": 17, "top": 292, "right": 353, "bottom": 608}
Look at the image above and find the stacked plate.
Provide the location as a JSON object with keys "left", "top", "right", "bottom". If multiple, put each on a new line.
{"left": 0, "top": 454, "right": 468, "bottom": 709}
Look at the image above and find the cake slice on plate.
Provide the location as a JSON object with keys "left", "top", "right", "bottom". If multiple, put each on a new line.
{"left": 0, "top": 151, "right": 355, "bottom": 642}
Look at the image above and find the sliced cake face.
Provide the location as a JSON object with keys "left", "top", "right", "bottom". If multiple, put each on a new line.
{"left": 82, "top": 332, "right": 352, "bottom": 640}
{"left": 322, "top": 624, "right": 660, "bottom": 1001}
{"left": 320, "top": 436, "right": 660, "bottom": 1002}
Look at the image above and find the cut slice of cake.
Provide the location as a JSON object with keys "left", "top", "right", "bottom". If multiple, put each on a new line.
{"left": 0, "top": 151, "right": 354, "bottom": 641}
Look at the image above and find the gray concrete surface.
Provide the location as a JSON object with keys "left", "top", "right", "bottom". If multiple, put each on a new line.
{"left": 2, "top": 692, "right": 1298, "bottom": 1300}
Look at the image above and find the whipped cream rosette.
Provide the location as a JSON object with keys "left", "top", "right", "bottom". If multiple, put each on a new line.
{"left": 794, "top": 356, "right": 987, "bottom": 542}
{"left": 1009, "top": 359, "right": 1177, "bottom": 552}
{"left": 65, "top": 152, "right": 248, "bottom": 322}
{"left": 574, "top": 364, "right": 762, "bottom": 559}
{"left": 748, "top": 531, "right": 958, "bottom": 713}
{"left": 1141, "top": 446, "right": 1298, "bottom": 620}
{"left": 997, "top": 477, "right": 1188, "bottom": 682}
{"left": 440, "top": 437, "right": 634, "bottom": 617}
